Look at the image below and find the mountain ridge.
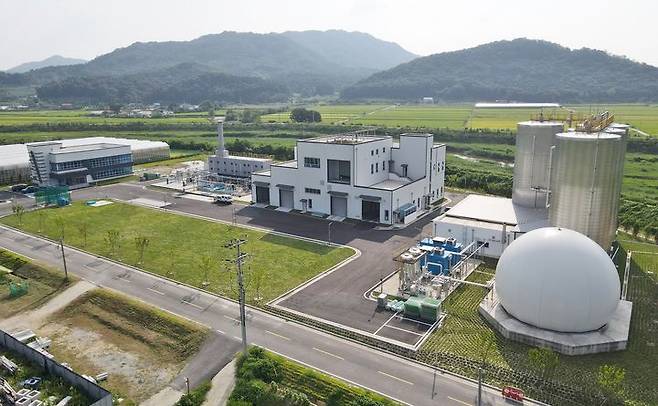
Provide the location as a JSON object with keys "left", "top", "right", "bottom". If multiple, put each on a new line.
{"left": 6, "top": 55, "right": 87, "bottom": 74}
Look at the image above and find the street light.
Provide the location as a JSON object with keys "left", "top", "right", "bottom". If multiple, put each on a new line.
{"left": 327, "top": 222, "right": 335, "bottom": 246}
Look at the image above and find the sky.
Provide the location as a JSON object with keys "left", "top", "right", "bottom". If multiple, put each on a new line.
{"left": 1, "top": 0, "right": 657, "bottom": 70}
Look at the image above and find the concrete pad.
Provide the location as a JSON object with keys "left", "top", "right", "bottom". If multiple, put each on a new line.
{"left": 275, "top": 207, "right": 292, "bottom": 213}
{"left": 479, "top": 291, "right": 632, "bottom": 355}
{"left": 141, "top": 386, "right": 184, "bottom": 406}
{"left": 202, "top": 359, "right": 236, "bottom": 406}
{"left": 128, "top": 197, "right": 170, "bottom": 208}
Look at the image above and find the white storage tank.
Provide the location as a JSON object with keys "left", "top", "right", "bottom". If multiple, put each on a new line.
{"left": 549, "top": 132, "right": 625, "bottom": 249}
{"left": 512, "top": 121, "right": 564, "bottom": 208}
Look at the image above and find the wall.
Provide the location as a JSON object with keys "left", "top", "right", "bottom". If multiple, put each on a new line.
{"left": 433, "top": 216, "right": 514, "bottom": 258}
{"left": 208, "top": 155, "right": 271, "bottom": 177}
{"left": 352, "top": 138, "right": 392, "bottom": 186}
{"left": 0, "top": 329, "right": 113, "bottom": 405}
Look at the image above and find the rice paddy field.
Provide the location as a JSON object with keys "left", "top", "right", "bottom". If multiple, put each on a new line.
{"left": 261, "top": 103, "right": 658, "bottom": 135}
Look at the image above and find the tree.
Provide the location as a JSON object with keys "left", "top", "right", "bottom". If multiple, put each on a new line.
{"left": 528, "top": 347, "right": 559, "bottom": 381}
{"left": 134, "top": 236, "right": 150, "bottom": 265}
{"left": 598, "top": 364, "right": 625, "bottom": 401}
{"left": 77, "top": 220, "right": 88, "bottom": 248}
{"left": 199, "top": 100, "right": 215, "bottom": 113}
{"left": 104, "top": 229, "right": 121, "bottom": 257}
{"left": 53, "top": 215, "right": 66, "bottom": 241}
{"left": 631, "top": 222, "right": 641, "bottom": 238}
{"left": 290, "top": 108, "right": 321, "bottom": 123}
{"left": 11, "top": 202, "right": 25, "bottom": 226}
{"left": 109, "top": 103, "right": 122, "bottom": 114}
{"left": 199, "top": 254, "right": 215, "bottom": 287}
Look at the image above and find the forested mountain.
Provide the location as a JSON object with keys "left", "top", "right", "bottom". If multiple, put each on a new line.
{"left": 281, "top": 30, "right": 416, "bottom": 70}
{"left": 341, "top": 38, "right": 658, "bottom": 102}
{"left": 6, "top": 55, "right": 86, "bottom": 73}
{"left": 5, "top": 30, "right": 415, "bottom": 103}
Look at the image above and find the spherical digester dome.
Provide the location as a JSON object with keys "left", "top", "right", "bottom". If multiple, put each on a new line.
{"left": 495, "top": 227, "right": 620, "bottom": 333}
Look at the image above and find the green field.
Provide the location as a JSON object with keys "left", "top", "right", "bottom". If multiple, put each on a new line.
{"left": 419, "top": 236, "right": 658, "bottom": 406}
{"left": 261, "top": 103, "right": 658, "bottom": 135}
{"left": 0, "top": 109, "right": 224, "bottom": 126}
{"left": 0, "top": 202, "right": 354, "bottom": 304}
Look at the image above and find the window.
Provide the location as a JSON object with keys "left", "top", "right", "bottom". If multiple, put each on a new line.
{"left": 382, "top": 161, "right": 385, "bottom": 171}
{"left": 304, "top": 157, "right": 320, "bottom": 168}
{"left": 383, "top": 147, "right": 386, "bottom": 153}
{"left": 371, "top": 150, "right": 374, "bottom": 156}
{"left": 375, "top": 163, "right": 379, "bottom": 172}
{"left": 308, "top": 199, "right": 313, "bottom": 209}
{"left": 376, "top": 148, "right": 379, "bottom": 155}
{"left": 327, "top": 159, "right": 351, "bottom": 184}
{"left": 305, "top": 188, "right": 321, "bottom": 194}
{"left": 371, "top": 164, "right": 374, "bottom": 174}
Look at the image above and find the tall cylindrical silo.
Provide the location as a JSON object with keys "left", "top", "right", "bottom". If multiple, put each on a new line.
{"left": 549, "top": 132, "right": 625, "bottom": 249}
{"left": 512, "top": 121, "right": 564, "bottom": 208}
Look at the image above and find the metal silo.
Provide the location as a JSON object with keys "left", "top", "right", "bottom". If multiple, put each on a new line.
{"left": 512, "top": 121, "right": 564, "bottom": 208}
{"left": 549, "top": 132, "right": 625, "bottom": 249}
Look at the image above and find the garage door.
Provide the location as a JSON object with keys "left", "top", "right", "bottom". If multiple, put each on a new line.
{"left": 331, "top": 196, "right": 347, "bottom": 217}
{"left": 279, "top": 189, "right": 294, "bottom": 208}
{"left": 362, "top": 200, "right": 380, "bottom": 222}
{"left": 255, "top": 186, "right": 270, "bottom": 204}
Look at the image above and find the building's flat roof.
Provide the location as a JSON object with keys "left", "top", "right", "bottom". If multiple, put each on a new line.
{"left": 437, "top": 194, "right": 548, "bottom": 227}
{"left": 301, "top": 134, "right": 389, "bottom": 145}
{"left": 50, "top": 143, "right": 126, "bottom": 154}
{"left": 272, "top": 160, "right": 298, "bottom": 168}
{"left": 368, "top": 178, "right": 410, "bottom": 190}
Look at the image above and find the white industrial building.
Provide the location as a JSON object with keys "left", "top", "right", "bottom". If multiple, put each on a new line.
{"left": 207, "top": 118, "right": 272, "bottom": 177}
{"left": 433, "top": 113, "right": 628, "bottom": 257}
{"left": 0, "top": 137, "right": 170, "bottom": 187}
{"left": 27, "top": 141, "right": 134, "bottom": 188}
{"left": 251, "top": 131, "right": 446, "bottom": 225}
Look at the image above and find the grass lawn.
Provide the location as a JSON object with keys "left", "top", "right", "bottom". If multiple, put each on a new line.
{"left": 418, "top": 237, "right": 658, "bottom": 406}
{"left": 0, "top": 201, "right": 354, "bottom": 304}
{"left": 0, "top": 248, "right": 71, "bottom": 318}
{"left": 42, "top": 289, "right": 209, "bottom": 403}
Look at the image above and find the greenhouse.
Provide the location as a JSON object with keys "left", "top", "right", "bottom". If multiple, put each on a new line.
{"left": 0, "top": 144, "right": 30, "bottom": 185}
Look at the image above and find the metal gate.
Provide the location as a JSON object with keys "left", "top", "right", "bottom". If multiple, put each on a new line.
{"left": 279, "top": 189, "right": 294, "bottom": 208}
{"left": 255, "top": 186, "right": 270, "bottom": 204}
{"left": 362, "top": 200, "right": 380, "bottom": 222}
{"left": 331, "top": 196, "right": 347, "bottom": 217}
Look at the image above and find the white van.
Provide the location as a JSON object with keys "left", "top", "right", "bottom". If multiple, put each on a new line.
{"left": 214, "top": 194, "right": 233, "bottom": 205}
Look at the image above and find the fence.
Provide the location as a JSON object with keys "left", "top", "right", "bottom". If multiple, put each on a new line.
{"left": 0, "top": 329, "right": 112, "bottom": 406}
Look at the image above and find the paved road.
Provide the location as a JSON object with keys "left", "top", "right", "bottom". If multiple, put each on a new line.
{"left": 0, "top": 224, "right": 531, "bottom": 406}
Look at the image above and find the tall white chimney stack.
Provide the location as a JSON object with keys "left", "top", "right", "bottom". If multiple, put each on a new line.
{"left": 216, "top": 117, "right": 228, "bottom": 157}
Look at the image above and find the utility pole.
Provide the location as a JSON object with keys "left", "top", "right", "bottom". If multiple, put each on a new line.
{"left": 477, "top": 366, "right": 483, "bottom": 406}
{"left": 60, "top": 239, "right": 68, "bottom": 282}
{"left": 225, "top": 238, "right": 248, "bottom": 353}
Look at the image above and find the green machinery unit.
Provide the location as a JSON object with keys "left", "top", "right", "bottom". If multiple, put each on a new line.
{"left": 404, "top": 296, "right": 441, "bottom": 323}
{"left": 9, "top": 281, "right": 28, "bottom": 297}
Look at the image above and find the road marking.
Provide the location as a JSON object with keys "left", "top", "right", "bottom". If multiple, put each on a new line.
{"left": 147, "top": 287, "right": 165, "bottom": 295}
{"left": 377, "top": 371, "right": 414, "bottom": 386}
{"left": 373, "top": 311, "right": 399, "bottom": 335}
{"left": 381, "top": 324, "right": 425, "bottom": 336}
{"left": 448, "top": 396, "right": 472, "bottom": 405}
{"left": 119, "top": 277, "right": 131, "bottom": 283}
{"left": 223, "top": 315, "right": 240, "bottom": 323}
{"left": 232, "top": 336, "right": 242, "bottom": 341}
{"left": 265, "top": 330, "right": 290, "bottom": 341}
{"left": 312, "top": 347, "right": 344, "bottom": 360}
{"left": 216, "top": 329, "right": 225, "bottom": 335}
{"left": 181, "top": 300, "right": 203, "bottom": 310}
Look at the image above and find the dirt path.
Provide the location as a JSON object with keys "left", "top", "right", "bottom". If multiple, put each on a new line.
{"left": 0, "top": 280, "right": 95, "bottom": 331}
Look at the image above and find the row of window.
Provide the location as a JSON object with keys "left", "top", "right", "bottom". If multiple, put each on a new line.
{"left": 91, "top": 166, "right": 132, "bottom": 180}
{"left": 371, "top": 161, "right": 387, "bottom": 174}
{"left": 304, "top": 157, "right": 321, "bottom": 168}
{"left": 370, "top": 147, "right": 386, "bottom": 156}
{"left": 304, "top": 187, "right": 321, "bottom": 194}
{"left": 52, "top": 154, "right": 132, "bottom": 172}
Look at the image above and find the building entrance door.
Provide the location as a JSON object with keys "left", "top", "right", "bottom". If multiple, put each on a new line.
{"left": 330, "top": 196, "right": 347, "bottom": 217}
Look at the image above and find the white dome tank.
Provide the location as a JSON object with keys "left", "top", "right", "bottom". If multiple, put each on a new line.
{"left": 495, "top": 227, "right": 620, "bottom": 333}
